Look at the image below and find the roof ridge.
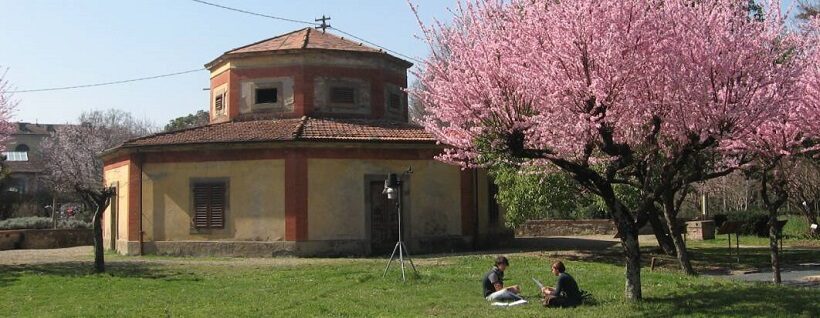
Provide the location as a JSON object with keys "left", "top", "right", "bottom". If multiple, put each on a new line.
{"left": 224, "top": 27, "right": 311, "bottom": 54}
{"left": 294, "top": 116, "right": 309, "bottom": 139}
{"left": 302, "top": 28, "right": 310, "bottom": 49}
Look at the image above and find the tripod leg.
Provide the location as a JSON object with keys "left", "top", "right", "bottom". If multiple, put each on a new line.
{"left": 399, "top": 242, "right": 407, "bottom": 282}
{"left": 401, "top": 241, "right": 418, "bottom": 275}
{"left": 382, "top": 242, "right": 400, "bottom": 278}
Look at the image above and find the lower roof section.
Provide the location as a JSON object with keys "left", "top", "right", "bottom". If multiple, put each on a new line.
{"left": 118, "top": 117, "right": 435, "bottom": 148}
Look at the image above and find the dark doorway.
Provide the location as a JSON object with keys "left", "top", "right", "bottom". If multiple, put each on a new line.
{"left": 369, "top": 180, "right": 399, "bottom": 255}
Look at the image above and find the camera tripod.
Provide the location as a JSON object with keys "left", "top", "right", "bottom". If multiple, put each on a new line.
{"left": 382, "top": 169, "right": 418, "bottom": 282}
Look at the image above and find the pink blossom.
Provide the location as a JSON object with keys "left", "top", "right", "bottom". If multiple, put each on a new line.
{"left": 412, "top": 0, "right": 810, "bottom": 168}
{"left": 0, "top": 73, "right": 15, "bottom": 152}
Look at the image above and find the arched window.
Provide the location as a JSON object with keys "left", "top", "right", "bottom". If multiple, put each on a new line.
{"left": 14, "top": 144, "right": 29, "bottom": 152}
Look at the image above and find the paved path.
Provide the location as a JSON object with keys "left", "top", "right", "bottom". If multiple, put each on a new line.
{"left": 0, "top": 235, "right": 625, "bottom": 267}
{"left": 0, "top": 246, "right": 93, "bottom": 265}
{"left": 719, "top": 267, "right": 820, "bottom": 287}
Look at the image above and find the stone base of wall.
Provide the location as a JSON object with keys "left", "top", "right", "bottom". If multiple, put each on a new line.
{"left": 115, "top": 240, "right": 142, "bottom": 256}
{"left": 135, "top": 235, "right": 482, "bottom": 257}
{"left": 517, "top": 219, "right": 617, "bottom": 237}
{"left": 0, "top": 229, "right": 93, "bottom": 251}
{"left": 517, "top": 219, "right": 693, "bottom": 237}
{"left": 475, "top": 229, "right": 516, "bottom": 248}
{"left": 408, "top": 235, "right": 472, "bottom": 254}
{"left": 143, "top": 241, "right": 297, "bottom": 257}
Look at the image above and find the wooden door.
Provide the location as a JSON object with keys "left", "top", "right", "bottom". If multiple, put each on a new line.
{"left": 370, "top": 181, "right": 399, "bottom": 255}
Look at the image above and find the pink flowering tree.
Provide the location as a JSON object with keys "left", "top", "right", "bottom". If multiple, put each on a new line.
{"left": 40, "top": 110, "right": 154, "bottom": 273}
{"left": 413, "top": 0, "right": 804, "bottom": 299}
{"left": 0, "top": 72, "right": 15, "bottom": 153}
{"left": 733, "top": 28, "right": 820, "bottom": 283}
{"left": 0, "top": 72, "right": 17, "bottom": 181}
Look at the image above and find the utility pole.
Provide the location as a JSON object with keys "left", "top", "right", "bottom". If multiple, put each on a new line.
{"left": 315, "top": 15, "right": 331, "bottom": 33}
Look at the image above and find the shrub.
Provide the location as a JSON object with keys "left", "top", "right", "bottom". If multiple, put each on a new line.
{"left": 0, "top": 217, "right": 91, "bottom": 230}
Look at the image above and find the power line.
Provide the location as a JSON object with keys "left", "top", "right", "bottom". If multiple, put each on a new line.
{"left": 190, "top": 0, "right": 318, "bottom": 26}
{"left": 9, "top": 68, "right": 205, "bottom": 93}
{"left": 330, "top": 27, "right": 422, "bottom": 64}
{"left": 189, "top": 0, "right": 423, "bottom": 64}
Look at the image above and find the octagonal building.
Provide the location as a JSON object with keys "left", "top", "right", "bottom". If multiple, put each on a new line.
{"left": 101, "top": 28, "right": 509, "bottom": 257}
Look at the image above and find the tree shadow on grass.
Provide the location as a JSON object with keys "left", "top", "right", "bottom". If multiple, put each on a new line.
{"left": 0, "top": 261, "right": 200, "bottom": 288}
{"left": 639, "top": 283, "right": 820, "bottom": 317}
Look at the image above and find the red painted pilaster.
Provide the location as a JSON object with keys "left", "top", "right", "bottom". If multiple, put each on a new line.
{"left": 285, "top": 151, "right": 309, "bottom": 241}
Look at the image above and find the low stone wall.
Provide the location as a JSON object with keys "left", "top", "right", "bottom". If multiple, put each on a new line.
{"left": 0, "top": 229, "right": 93, "bottom": 251}
{"left": 516, "top": 219, "right": 617, "bottom": 237}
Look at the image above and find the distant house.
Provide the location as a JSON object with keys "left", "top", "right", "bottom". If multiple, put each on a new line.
{"left": 1, "top": 122, "right": 63, "bottom": 216}
{"left": 101, "top": 28, "right": 510, "bottom": 257}
{"left": 1, "top": 123, "right": 61, "bottom": 194}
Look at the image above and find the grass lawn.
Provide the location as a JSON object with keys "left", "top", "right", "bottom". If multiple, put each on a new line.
{"left": 1, "top": 243, "right": 819, "bottom": 318}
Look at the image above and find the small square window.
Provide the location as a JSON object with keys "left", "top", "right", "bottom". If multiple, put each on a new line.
{"left": 255, "top": 88, "right": 278, "bottom": 104}
{"left": 330, "top": 87, "right": 356, "bottom": 104}
{"left": 389, "top": 93, "right": 402, "bottom": 109}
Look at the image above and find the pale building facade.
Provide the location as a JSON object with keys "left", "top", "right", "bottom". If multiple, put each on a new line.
{"left": 101, "top": 28, "right": 509, "bottom": 257}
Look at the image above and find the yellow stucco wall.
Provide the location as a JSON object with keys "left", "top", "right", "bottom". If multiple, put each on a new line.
{"left": 306, "top": 159, "right": 462, "bottom": 241}
{"left": 141, "top": 160, "right": 286, "bottom": 242}
{"left": 103, "top": 165, "right": 130, "bottom": 248}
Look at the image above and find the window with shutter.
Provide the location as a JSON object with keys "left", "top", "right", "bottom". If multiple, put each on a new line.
{"left": 192, "top": 181, "right": 227, "bottom": 229}
{"left": 330, "top": 87, "right": 356, "bottom": 104}
{"left": 214, "top": 94, "right": 225, "bottom": 112}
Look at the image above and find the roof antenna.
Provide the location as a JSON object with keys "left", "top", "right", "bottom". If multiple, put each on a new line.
{"left": 315, "top": 15, "right": 331, "bottom": 33}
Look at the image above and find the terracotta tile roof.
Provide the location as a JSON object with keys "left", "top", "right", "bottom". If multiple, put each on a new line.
{"left": 206, "top": 28, "right": 412, "bottom": 68}
{"left": 229, "top": 28, "right": 382, "bottom": 54}
{"left": 11, "top": 122, "right": 64, "bottom": 135}
{"left": 121, "top": 117, "right": 435, "bottom": 147}
{"left": 301, "top": 118, "right": 434, "bottom": 142}
{"left": 124, "top": 118, "right": 304, "bottom": 147}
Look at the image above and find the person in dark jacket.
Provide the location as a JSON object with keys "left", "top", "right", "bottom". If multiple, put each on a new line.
{"left": 541, "top": 261, "right": 582, "bottom": 307}
{"left": 482, "top": 256, "right": 522, "bottom": 301}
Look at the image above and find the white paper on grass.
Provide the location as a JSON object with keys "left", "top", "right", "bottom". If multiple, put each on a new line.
{"left": 491, "top": 299, "right": 528, "bottom": 307}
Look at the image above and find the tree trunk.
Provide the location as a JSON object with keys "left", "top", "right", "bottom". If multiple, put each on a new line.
{"left": 662, "top": 195, "right": 696, "bottom": 275}
{"left": 52, "top": 197, "right": 58, "bottom": 229}
{"left": 92, "top": 204, "right": 105, "bottom": 273}
{"left": 619, "top": 220, "right": 643, "bottom": 301}
{"left": 648, "top": 209, "right": 677, "bottom": 256}
{"left": 607, "top": 198, "right": 642, "bottom": 301}
{"left": 768, "top": 213, "right": 782, "bottom": 284}
{"left": 668, "top": 219, "right": 696, "bottom": 275}
{"left": 79, "top": 188, "right": 113, "bottom": 274}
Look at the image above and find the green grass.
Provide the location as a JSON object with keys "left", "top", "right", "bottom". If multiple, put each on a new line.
{"left": 1, "top": 247, "right": 819, "bottom": 317}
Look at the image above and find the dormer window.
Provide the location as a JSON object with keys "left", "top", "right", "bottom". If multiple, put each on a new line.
{"left": 214, "top": 94, "right": 225, "bottom": 113}
{"left": 388, "top": 93, "right": 402, "bottom": 109}
{"left": 330, "top": 87, "right": 356, "bottom": 104}
{"left": 255, "top": 88, "right": 278, "bottom": 104}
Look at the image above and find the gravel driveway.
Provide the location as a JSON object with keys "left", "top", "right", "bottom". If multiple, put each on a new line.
{"left": 0, "top": 246, "right": 94, "bottom": 265}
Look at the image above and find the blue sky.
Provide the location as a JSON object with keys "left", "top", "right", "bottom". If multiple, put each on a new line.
{"left": 0, "top": 0, "right": 457, "bottom": 125}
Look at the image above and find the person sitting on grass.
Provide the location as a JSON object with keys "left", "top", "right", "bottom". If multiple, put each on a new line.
{"left": 540, "top": 261, "right": 582, "bottom": 308}
{"left": 482, "top": 256, "right": 522, "bottom": 302}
